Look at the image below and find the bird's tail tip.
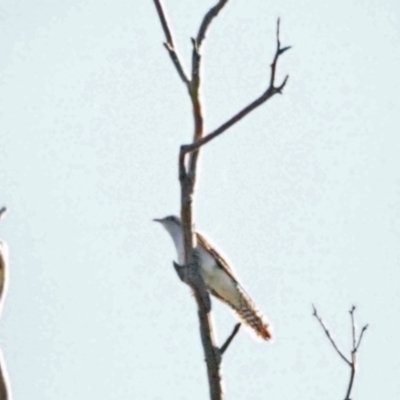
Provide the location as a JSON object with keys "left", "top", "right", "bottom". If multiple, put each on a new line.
{"left": 236, "top": 306, "right": 272, "bottom": 341}
{"left": 258, "top": 324, "right": 272, "bottom": 341}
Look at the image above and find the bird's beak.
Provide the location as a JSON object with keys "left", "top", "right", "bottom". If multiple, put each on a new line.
{"left": 153, "top": 218, "right": 163, "bottom": 223}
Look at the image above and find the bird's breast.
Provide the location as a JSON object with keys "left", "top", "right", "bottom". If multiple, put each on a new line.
{"left": 196, "top": 246, "right": 241, "bottom": 308}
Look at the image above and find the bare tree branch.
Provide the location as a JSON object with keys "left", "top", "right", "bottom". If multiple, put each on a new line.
{"left": 153, "top": 2, "right": 290, "bottom": 398}
{"left": 312, "top": 304, "right": 351, "bottom": 366}
{"left": 196, "top": 0, "right": 229, "bottom": 46}
{"left": 220, "top": 323, "right": 241, "bottom": 355}
{"left": 269, "top": 18, "right": 291, "bottom": 88}
{"left": 355, "top": 324, "right": 368, "bottom": 352}
{"left": 153, "top": 0, "right": 190, "bottom": 86}
{"left": 350, "top": 305, "right": 356, "bottom": 350}
{"left": 155, "top": 3, "right": 230, "bottom": 396}
{"left": 188, "top": 0, "right": 230, "bottom": 178}
{"left": 313, "top": 304, "right": 369, "bottom": 400}
{"left": 344, "top": 363, "right": 356, "bottom": 400}
{"left": 181, "top": 18, "right": 290, "bottom": 156}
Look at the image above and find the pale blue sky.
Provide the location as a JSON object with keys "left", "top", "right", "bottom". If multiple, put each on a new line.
{"left": 0, "top": 0, "right": 399, "bottom": 399}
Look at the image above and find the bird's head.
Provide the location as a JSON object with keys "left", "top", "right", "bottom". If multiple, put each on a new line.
{"left": 153, "top": 215, "right": 182, "bottom": 237}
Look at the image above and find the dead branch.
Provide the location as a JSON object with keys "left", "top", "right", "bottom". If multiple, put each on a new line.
{"left": 181, "top": 18, "right": 290, "bottom": 156}
{"left": 220, "top": 323, "right": 241, "bottom": 355}
{"left": 153, "top": 0, "right": 190, "bottom": 86}
{"left": 153, "top": 1, "right": 290, "bottom": 398}
{"left": 312, "top": 305, "right": 369, "bottom": 400}
{"left": 312, "top": 304, "right": 351, "bottom": 366}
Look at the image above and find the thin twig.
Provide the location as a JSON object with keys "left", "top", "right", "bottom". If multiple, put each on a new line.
{"left": 196, "top": 0, "right": 229, "bottom": 45}
{"left": 270, "top": 18, "right": 291, "bottom": 87}
{"left": 312, "top": 304, "right": 351, "bottom": 366}
{"left": 220, "top": 323, "right": 241, "bottom": 354}
{"left": 313, "top": 304, "right": 369, "bottom": 400}
{"left": 190, "top": 0, "right": 228, "bottom": 95}
{"left": 181, "top": 81, "right": 286, "bottom": 155}
{"left": 152, "top": 0, "right": 173, "bottom": 44}
{"left": 153, "top": 0, "right": 190, "bottom": 86}
{"left": 181, "top": 18, "right": 290, "bottom": 156}
{"left": 355, "top": 324, "right": 368, "bottom": 352}
{"left": 188, "top": 1, "right": 229, "bottom": 176}
{"left": 164, "top": 43, "right": 191, "bottom": 86}
{"left": 350, "top": 305, "right": 356, "bottom": 350}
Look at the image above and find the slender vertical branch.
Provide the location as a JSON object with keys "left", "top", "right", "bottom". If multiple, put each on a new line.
{"left": 344, "top": 363, "right": 356, "bottom": 400}
{"left": 355, "top": 325, "right": 368, "bottom": 352}
{"left": 153, "top": 0, "right": 190, "bottom": 87}
{"left": 188, "top": 0, "right": 229, "bottom": 178}
{"left": 312, "top": 305, "right": 369, "bottom": 400}
{"left": 179, "top": 4, "right": 230, "bottom": 398}
{"left": 153, "top": 2, "right": 229, "bottom": 399}
{"left": 350, "top": 306, "right": 356, "bottom": 350}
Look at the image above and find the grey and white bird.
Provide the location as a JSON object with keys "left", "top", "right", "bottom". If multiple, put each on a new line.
{"left": 154, "top": 215, "right": 272, "bottom": 340}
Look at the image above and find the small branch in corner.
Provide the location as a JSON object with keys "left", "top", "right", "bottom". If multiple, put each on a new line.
{"left": 180, "top": 18, "right": 291, "bottom": 156}
{"left": 312, "top": 304, "right": 350, "bottom": 365}
{"left": 220, "top": 323, "right": 241, "bottom": 355}
{"left": 312, "top": 304, "right": 369, "bottom": 400}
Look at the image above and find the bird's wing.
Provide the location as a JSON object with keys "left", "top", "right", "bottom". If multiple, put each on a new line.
{"left": 196, "top": 233, "right": 272, "bottom": 340}
{"left": 196, "top": 232, "right": 239, "bottom": 284}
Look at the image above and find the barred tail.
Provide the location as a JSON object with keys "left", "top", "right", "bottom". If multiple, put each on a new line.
{"left": 235, "top": 292, "right": 272, "bottom": 341}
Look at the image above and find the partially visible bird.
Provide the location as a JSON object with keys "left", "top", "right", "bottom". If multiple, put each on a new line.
{"left": 0, "top": 241, "right": 7, "bottom": 315}
{"left": 154, "top": 215, "right": 272, "bottom": 341}
{"left": 0, "top": 206, "right": 8, "bottom": 314}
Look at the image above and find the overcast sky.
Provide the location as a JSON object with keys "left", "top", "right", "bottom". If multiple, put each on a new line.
{"left": 1, "top": 0, "right": 399, "bottom": 399}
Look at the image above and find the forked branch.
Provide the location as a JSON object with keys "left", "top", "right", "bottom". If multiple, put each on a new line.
{"left": 181, "top": 18, "right": 290, "bottom": 156}
{"left": 313, "top": 305, "right": 369, "bottom": 400}
{"left": 312, "top": 304, "right": 351, "bottom": 366}
{"left": 153, "top": 0, "right": 190, "bottom": 86}
{"left": 153, "top": 2, "right": 289, "bottom": 399}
